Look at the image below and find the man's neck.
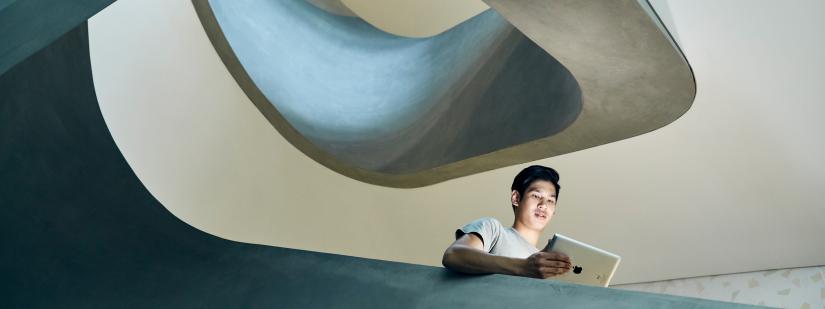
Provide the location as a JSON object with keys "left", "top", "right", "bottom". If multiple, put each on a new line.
{"left": 511, "top": 222, "right": 542, "bottom": 247}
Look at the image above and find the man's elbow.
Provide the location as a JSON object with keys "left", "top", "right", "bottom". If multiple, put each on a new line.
{"left": 441, "top": 247, "right": 458, "bottom": 269}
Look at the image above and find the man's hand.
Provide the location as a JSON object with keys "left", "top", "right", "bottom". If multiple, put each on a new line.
{"left": 521, "top": 251, "right": 571, "bottom": 279}
{"left": 443, "top": 234, "right": 572, "bottom": 279}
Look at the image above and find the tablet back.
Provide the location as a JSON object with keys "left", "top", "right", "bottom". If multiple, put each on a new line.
{"left": 543, "top": 233, "right": 621, "bottom": 287}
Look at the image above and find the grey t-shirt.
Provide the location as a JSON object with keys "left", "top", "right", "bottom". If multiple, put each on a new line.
{"left": 455, "top": 217, "right": 538, "bottom": 259}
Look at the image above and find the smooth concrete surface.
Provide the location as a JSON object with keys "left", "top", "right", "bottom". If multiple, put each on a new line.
{"left": 195, "top": 0, "right": 581, "bottom": 178}
{"left": 0, "top": 21, "right": 761, "bottom": 309}
{"left": 480, "top": 0, "right": 696, "bottom": 181}
{"left": 195, "top": 0, "right": 695, "bottom": 187}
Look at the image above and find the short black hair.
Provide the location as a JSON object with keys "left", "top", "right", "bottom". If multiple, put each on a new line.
{"left": 511, "top": 165, "right": 561, "bottom": 207}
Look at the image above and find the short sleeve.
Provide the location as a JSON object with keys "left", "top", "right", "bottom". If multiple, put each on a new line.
{"left": 455, "top": 217, "right": 503, "bottom": 253}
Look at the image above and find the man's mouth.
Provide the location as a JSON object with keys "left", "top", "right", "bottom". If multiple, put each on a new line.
{"left": 534, "top": 211, "right": 547, "bottom": 219}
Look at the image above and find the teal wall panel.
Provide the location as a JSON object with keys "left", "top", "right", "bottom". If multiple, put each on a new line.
{"left": 0, "top": 0, "right": 116, "bottom": 75}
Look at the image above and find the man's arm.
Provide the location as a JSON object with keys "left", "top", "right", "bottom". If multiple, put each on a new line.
{"left": 442, "top": 233, "right": 572, "bottom": 279}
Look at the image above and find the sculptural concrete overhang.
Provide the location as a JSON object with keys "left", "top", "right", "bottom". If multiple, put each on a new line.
{"left": 192, "top": 0, "right": 695, "bottom": 188}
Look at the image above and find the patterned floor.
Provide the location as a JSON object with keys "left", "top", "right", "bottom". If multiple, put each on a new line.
{"left": 616, "top": 266, "right": 825, "bottom": 308}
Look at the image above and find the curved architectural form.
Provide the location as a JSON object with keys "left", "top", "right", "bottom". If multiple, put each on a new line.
{"left": 194, "top": 0, "right": 695, "bottom": 187}
{"left": 0, "top": 16, "right": 744, "bottom": 308}
{"left": 4, "top": 2, "right": 823, "bottom": 307}
{"left": 194, "top": 0, "right": 582, "bottom": 182}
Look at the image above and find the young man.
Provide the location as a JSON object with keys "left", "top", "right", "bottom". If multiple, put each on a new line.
{"left": 442, "top": 165, "right": 572, "bottom": 279}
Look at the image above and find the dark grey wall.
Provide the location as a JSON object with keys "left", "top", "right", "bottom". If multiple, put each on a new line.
{"left": 0, "top": 0, "right": 116, "bottom": 75}
{"left": 0, "top": 20, "right": 759, "bottom": 309}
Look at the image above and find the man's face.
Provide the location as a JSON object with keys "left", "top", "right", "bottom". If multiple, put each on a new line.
{"left": 512, "top": 180, "right": 557, "bottom": 231}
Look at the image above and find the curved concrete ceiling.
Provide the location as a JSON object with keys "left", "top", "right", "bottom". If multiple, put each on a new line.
{"left": 194, "top": 0, "right": 582, "bottom": 182}
{"left": 194, "top": 0, "right": 695, "bottom": 187}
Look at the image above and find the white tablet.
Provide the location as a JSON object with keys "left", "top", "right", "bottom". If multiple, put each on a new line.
{"left": 542, "top": 233, "right": 621, "bottom": 287}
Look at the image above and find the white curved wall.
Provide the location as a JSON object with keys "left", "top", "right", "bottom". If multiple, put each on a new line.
{"left": 89, "top": 0, "right": 825, "bottom": 284}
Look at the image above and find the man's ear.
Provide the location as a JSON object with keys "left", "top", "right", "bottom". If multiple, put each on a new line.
{"left": 511, "top": 190, "right": 520, "bottom": 208}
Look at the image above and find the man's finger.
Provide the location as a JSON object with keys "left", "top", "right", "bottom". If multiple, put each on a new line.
{"left": 537, "top": 260, "right": 570, "bottom": 268}
{"left": 544, "top": 251, "right": 570, "bottom": 262}
{"left": 537, "top": 255, "right": 571, "bottom": 266}
{"left": 540, "top": 266, "right": 566, "bottom": 275}
{"left": 544, "top": 264, "right": 575, "bottom": 277}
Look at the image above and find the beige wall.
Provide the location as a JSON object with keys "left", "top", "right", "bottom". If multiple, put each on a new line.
{"left": 88, "top": 0, "right": 825, "bottom": 285}
{"left": 339, "top": 0, "right": 488, "bottom": 37}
